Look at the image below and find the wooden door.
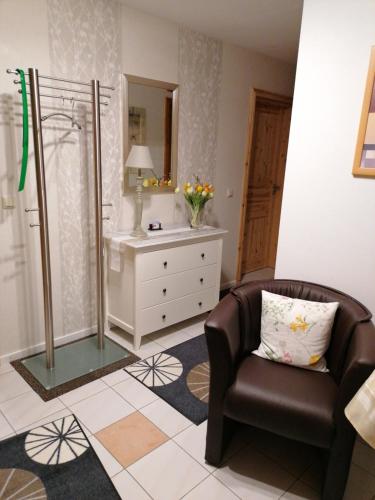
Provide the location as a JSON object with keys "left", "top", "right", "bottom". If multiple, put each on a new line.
{"left": 241, "top": 97, "right": 291, "bottom": 274}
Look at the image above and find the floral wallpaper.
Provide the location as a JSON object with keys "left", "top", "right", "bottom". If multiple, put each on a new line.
{"left": 44, "top": 7, "right": 223, "bottom": 336}
{"left": 177, "top": 27, "right": 223, "bottom": 186}
{"left": 47, "top": 0, "right": 122, "bottom": 334}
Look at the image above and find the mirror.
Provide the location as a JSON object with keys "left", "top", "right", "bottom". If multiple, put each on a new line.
{"left": 122, "top": 74, "right": 179, "bottom": 192}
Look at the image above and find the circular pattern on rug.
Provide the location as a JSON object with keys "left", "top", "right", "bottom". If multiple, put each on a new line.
{"left": 126, "top": 353, "right": 183, "bottom": 386}
{"left": 0, "top": 468, "right": 47, "bottom": 499}
{"left": 187, "top": 362, "right": 210, "bottom": 403}
{"left": 25, "top": 415, "right": 89, "bottom": 465}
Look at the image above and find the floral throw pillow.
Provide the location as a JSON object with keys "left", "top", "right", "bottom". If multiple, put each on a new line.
{"left": 252, "top": 290, "right": 339, "bottom": 372}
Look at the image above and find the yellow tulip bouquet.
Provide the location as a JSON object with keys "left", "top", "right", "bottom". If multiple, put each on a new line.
{"left": 175, "top": 175, "right": 214, "bottom": 228}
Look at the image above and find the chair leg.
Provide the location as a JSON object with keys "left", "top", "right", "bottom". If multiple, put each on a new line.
{"left": 205, "top": 413, "right": 234, "bottom": 466}
{"left": 322, "top": 429, "right": 356, "bottom": 500}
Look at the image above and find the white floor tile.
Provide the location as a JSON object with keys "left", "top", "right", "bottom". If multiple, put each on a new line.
{"left": 174, "top": 421, "right": 246, "bottom": 472}
{"left": 184, "top": 475, "right": 238, "bottom": 500}
{"left": 114, "top": 377, "right": 158, "bottom": 409}
{"left": 150, "top": 329, "right": 192, "bottom": 349}
{"left": 69, "top": 388, "right": 135, "bottom": 434}
{"left": 59, "top": 379, "right": 107, "bottom": 407}
{"left": 249, "top": 428, "right": 316, "bottom": 477}
{"left": 282, "top": 480, "right": 320, "bottom": 499}
{"left": 0, "top": 391, "right": 65, "bottom": 431}
{"left": 214, "top": 444, "right": 296, "bottom": 499}
{"left": 174, "top": 420, "right": 215, "bottom": 472}
{"left": 0, "top": 369, "right": 32, "bottom": 403}
{"left": 0, "top": 363, "right": 14, "bottom": 375}
{"left": 299, "top": 461, "right": 324, "bottom": 492}
{"left": 107, "top": 328, "right": 162, "bottom": 359}
{"left": 344, "top": 463, "right": 375, "bottom": 500}
{"left": 89, "top": 435, "right": 123, "bottom": 478}
{"left": 140, "top": 398, "right": 191, "bottom": 437}
{"left": 102, "top": 369, "right": 131, "bottom": 387}
{"left": 112, "top": 470, "right": 151, "bottom": 500}
{"left": 352, "top": 439, "right": 375, "bottom": 477}
{"left": 17, "top": 408, "right": 72, "bottom": 434}
{"left": 0, "top": 411, "right": 14, "bottom": 439}
{"left": 128, "top": 439, "right": 209, "bottom": 500}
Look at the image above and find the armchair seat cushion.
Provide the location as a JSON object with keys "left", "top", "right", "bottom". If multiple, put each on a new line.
{"left": 224, "top": 354, "right": 338, "bottom": 449}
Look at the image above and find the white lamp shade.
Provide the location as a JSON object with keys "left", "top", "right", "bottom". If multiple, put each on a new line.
{"left": 125, "top": 145, "right": 154, "bottom": 170}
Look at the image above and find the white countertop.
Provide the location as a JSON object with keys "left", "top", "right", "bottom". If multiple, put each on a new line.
{"left": 105, "top": 225, "right": 227, "bottom": 250}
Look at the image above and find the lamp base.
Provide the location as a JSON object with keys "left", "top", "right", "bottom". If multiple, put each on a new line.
{"left": 131, "top": 225, "right": 148, "bottom": 238}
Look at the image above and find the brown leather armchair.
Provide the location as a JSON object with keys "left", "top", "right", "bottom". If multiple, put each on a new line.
{"left": 205, "top": 280, "right": 375, "bottom": 500}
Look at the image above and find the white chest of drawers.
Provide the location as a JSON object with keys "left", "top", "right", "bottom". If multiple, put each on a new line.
{"left": 106, "top": 226, "right": 226, "bottom": 349}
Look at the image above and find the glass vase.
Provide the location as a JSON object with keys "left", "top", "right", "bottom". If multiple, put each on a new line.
{"left": 187, "top": 203, "right": 204, "bottom": 229}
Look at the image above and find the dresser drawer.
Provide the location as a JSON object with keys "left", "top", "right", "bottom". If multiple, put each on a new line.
{"left": 138, "top": 287, "right": 217, "bottom": 335}
{"left": 139, "top": 264, "right": 217, "bottom": 309}
{"left": 138, "top": 240, "right": 219, "bottom": 281}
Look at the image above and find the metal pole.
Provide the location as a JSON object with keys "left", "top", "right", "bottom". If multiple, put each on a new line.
{"left": 92, "top": 80, "right": 105, "bottom": 350}
{"left": 29, "top": 68, "right": 55, "bottom": 369}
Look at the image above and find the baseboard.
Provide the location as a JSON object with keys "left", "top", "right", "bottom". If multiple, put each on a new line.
{"left": 0, "top": 325, "right": 96, "bottom": 367}
{"left": 220, "top": 280, "right": 237, "bottom": 291}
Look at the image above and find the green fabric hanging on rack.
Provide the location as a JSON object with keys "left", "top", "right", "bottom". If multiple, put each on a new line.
{"left": 16, "top": 68, "right": 29, "bottom": 192}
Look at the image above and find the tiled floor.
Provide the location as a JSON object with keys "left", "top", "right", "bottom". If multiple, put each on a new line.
{"left": 1, "top": 314, "right": 375, "bottom": 499}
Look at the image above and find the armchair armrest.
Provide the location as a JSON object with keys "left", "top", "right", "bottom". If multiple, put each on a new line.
{"left": 205, "top": 293, "right": 242, "bottom": 400}
{"left": 336, "top": 321, "right": 375, "bottom": 418}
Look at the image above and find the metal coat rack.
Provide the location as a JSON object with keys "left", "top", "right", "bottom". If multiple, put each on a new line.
{"left": 7, "top": 68, "right": 114, "bottom": 370}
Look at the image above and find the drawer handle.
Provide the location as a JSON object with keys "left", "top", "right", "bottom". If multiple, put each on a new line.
{"left": 162, "top": 314, "right": 166, "bottom": 321}
{"left": 200, "top": 278, "right": 204, "bottom": 284}
{"left": 201, "top": 253, "right": 205, "bottom": 259}
{"left": 198, "top": 301, "right": 202, "bottom": 307}
{"left": 163, "top": 288, "right": 167, "bottom": 295}
{"left": 163, "top": 261, "right": 168, "bottom": 269}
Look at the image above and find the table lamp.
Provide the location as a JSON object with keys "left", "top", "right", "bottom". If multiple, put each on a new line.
{"left": 125, "top": 145, "right": 154, "bottom": 238}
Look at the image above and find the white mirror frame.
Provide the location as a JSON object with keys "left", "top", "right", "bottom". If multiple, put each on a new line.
{"left": 121, "top": 73, "right": 179, "bottom": 194}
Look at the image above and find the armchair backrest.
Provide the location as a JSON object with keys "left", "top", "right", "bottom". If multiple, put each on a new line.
{"left": 231, "top": 279, "right": 371, "bottom": 382}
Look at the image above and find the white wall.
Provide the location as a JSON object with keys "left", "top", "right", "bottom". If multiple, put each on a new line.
{"left": 276, "top": 0, "right": 375, "bottom": 313}
{"left": 215, "top": 43, "right": 295, "bottom": 286}
{"left": 0, "top": 0, "right": 64, "bottom": 361}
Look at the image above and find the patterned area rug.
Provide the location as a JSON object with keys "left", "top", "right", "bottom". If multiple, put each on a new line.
{"left": 125, "top": 334, "right": 209, "bottom": 424}
{"left": 0, "top": 415, "right": 119, "bottom": 499}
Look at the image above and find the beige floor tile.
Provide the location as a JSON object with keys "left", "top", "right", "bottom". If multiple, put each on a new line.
{"left": 95, "top": 411, "right": 168, "bottom": 468}
{"left": 0, "top": 369, "right": 32, "bottom": 403}
{"left": 140, "top": 398, "right": 191, "bottom": 437}
{"left": 102, "top": 369, "right": 131, "bottom": 387}
{"left": 184, "top": 475, "right": 238, "bottom": 500}
{"left": 112, "top": 470, "right": 151, "bottom": 500}
{"left": 0, "top": 391, "right": 65, "bottom": 431}
{"left": 127, "top": 439, "right": 209, "bottom": 500}
{"left": 0, "top": 411, "right": 14, "bottom": 439}
{"left": 114, "top": 377, "right": 158, "bottom": 409}
{"left": 88, "top": 436, "right": 123, "bottom": 477}
{"left": 69, "top": 388, "right": 135, "bottom": 433}
{"left": 213, "top": 444, "right": 296, "bottom": 499}
{"left": 343, "top": 463, "right": 375, "bottom": 500}
{"left": 59, "top": 379, "right": 107, "bottom": 406}
{"left": 282, "top": 480, "right": 320, "bottom": 499}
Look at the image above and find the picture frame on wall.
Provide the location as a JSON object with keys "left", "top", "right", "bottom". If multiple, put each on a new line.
{"left": 353, "top": 46, "right": 375, "bottom": 177}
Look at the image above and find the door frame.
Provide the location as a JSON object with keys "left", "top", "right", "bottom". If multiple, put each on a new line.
{"left": 236, "top": 88, "right": 292, "bottom": 282}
